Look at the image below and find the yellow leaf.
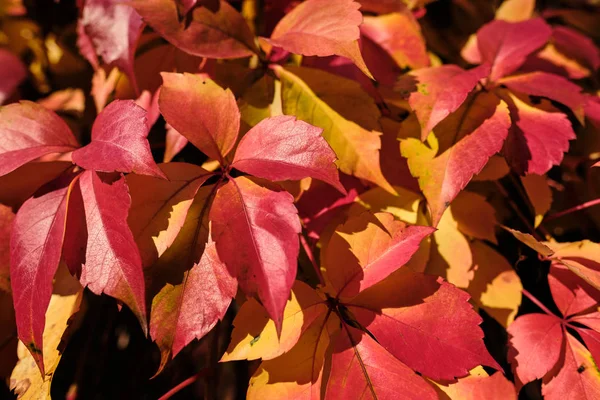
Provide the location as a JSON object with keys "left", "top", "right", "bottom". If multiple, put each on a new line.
{"left": 427, "top": 207, "right": 474, "bottom": 288}
{"left": 222, "top": 281, "right": 326, "bottom": 362}
{"left": 521, "top": 174, "right": 552, "bottom": 228}
{"left": 433, "top": 367, "right": 517, "bottom": 400}
{"left": 247, "top": 312, "right": 339, "bottom": 400}
{"left": 10, "top": 267, "right": 83, "bottom": 399}
{"left": 276, "top": 65, "right": 394, "bottom": 193}
{"left": 452, "top": 191, "right": 498, "bottom": 244}
{"left": 468, "top": 241, "right": 522, "bottom": 327}
{"left": 472, "top": 155, "right": 510, "bottom": 181}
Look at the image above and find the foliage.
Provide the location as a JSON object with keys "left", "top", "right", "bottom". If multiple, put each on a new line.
{"left": 1, "top": 0, "right": 600, "bottom": 398}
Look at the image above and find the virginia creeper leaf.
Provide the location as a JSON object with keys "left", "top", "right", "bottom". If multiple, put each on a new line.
{"left": 401, "top": 93, "right": 511, "bottom": 226}
{"left": 325, "top": 325, "right": 437, "bottom": 400}
{"left": 222, "top": 280, "right": 326, "bottom": 362}
{"left": 349, "top": 268, "right": 501, "bottom": 380}
{"left": 127, "top": 163, "right": 212, "bottom": 267}
{"left": 0, "top": 101, "right": 79, "bottom": 176}
{"left": 435, "top": 369, "right": 518, "bottom": 400}
{"left": 477, "top": 18, "right": 552, "bottom": 82}
{"left": 79, "top": 0, "right": 143, "bottom": 91}
{"left": 0, "top": 48, "right": 26, "bottom": 105}
{"left": 276, "top": 65, "right": 394, "bottom": 193}
{"left": 501, "top": 91, "right": 576, "bottom": 175}
{"left": 508, "top": 313, "right": 564, "bottom": 387}
{"left": 72, "top": 100, "right": 165, "bottom": 178}
{"left": 78, "top": 171, "right": 147, "bottom": 334}
{"left": 451, "top": 191, "right": 497, "bottom": 244}
{"left": 10, "top": 175, "right": 77, "bottom": 374}
{"left": 210, "top": 177, "right": 301, "bottom": 332}
{"left": 131, "top": 0, "right": 258, "bottom": 59}
{"left": 499, "top": 71, "right": 585, "bottom": 123}
{"left": 323, "top": 212, "right": 434, "bottom": 299}
{"left": 521, "top": 174, "right": 552, "bottom": 228}
{"left": 159, "top": 73, "right": 240, "bottom": 163}
{"left": 232, "top": 115, "right": 345, "bottom": 193}
{"left": 150, "top": 240, "right": 236, "bottom": 372}
{"left": 266, "top": 0, "right": 373, "bottom": 79}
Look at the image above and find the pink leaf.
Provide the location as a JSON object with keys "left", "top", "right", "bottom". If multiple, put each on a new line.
{"left": 159, "top": 73, "right": 239, "bottom": 162}
{"left": 502, "top": 92, "right": 575, "bottom": 175}
{"left": 477, "top": 18, "right": 552, "bottom": 82}
{"left": 232, "top": 115, "right": 345, "bottom": 193}
{"left": 163, "top": 125, "right": 188, "bottom": 163}
{"left": 210, "top": 177, "right": 301, "bottom": 332}
{"left": 548, "top": 264, "right": 600, "bottom": 319}
{"left": 266, "top": 0, "right": 373, "bottom": 79}
{"left": 553, "top": 26, "right": 600, "bottom": 72}
{"left": 325, "top": 325, "right": 437, "bottom": 400}
{"left": 508, "top": 313, "right": 563, "bottom": 387}
{"left": 349, "top": 270, "right": 501, "bottom": 380}
{"left": 499, "top": 71, "right": 585, "bottom": 123}
{"left": 10, "top": 175, "right": 77, "bottom": 374}
{"left": 131, "top": 0, "right": 258, "bottom": 59}
{"left": 399, "top": 64, "right": 491, "bottom": 139}
{"left": 72, "top": 100, "right": 165, "bottom": 178}
{"left": 150, "top": 240, "right": 237, "bottom": 371}
{"left": 0, "top": 101, "right": 79, "bottom": 177}
{"left": 79, "top": 0, "right": 143, "bottom": 92}
{"left": 78, "top": 171, "right": 147, "bottom": 333}
{"left": 0, "top": 49, "right": 27, "bottom": 105}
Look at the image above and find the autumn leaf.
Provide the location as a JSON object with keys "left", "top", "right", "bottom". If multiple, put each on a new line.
{"left": 0, "top": 48, "right": 27, "bottom": 105}
{"left": 232, "top": 115, "right": 345, "bottom": 193}
{"left": 521, "top": 174, "right": 552, "bottom": 228}
{"left": 77, "top": 171, "right": 147, "bottom": 334}
{"left": 210, "top": 177, "right": 301, "bottom": 331}
{"left": 265, "top": 0, "right": 372, "bottom": 79}
{"left": 276, "top": 65, "right": 394, "bottom": 193}
{"left": 127, "top": 163, "right": 213, "bottom": 267}
{"left": 401, "top": 92, "right": 511, "bottom": 226}
{"left": 477, "top": 18, "right": 552, "bottom": 82}
{"left": 72, "top": 100, "right": 165, "bottom": 178}
{"left": 10, "top": 173, "right": 78, "bottom": 374}
{"left": 0, "top": 101, "right": 79, "bottom": 176}
{"left": 159, "top": 73, "right": 240, "bottom": 163}
{"left": 150, "top": 240, "right": 236, "bottom": 372}
{"left": 131, "top": 0, "right": 258, "bottom": 59}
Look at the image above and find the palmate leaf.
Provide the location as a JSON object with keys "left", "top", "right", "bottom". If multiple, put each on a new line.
{"left": 0, "top": 101, "right": 79, "bottom": 177}
{"left": 131, "top": 0, "right": 258, "bottom": 59}
{"left": 224, "top": 211, "right": 500, "bottom": 398}
{"left": 265, "top": 0, "right": 372, "bottom": 79}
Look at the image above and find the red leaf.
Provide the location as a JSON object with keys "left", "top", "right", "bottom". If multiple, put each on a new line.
{"left": 501, "top": 91, "right": 575, "bottom": 175}
{"left": 79, "top": 0, "right": 143, "bottom": 91}
{"left": 163, "top": 124, "right": 188, "bottom": 163}
{"left": 159, "top": 73, "right": 239, "bottom": 162}
{"left": 553, "top": 26, "right": 600, "bottom": 72}
{"left": 72, "top": 100, "right": 165, "bottom": 178}
{"left": 78, "top": 171, "right": 147, "bottom": 333}
{"left": 399, "top": 64, "right": 491, "bottom": 139}
{"left": 548, "top": 264, "right": 600, "bottom": 319}
{"left": 0, "top": 49, "right": 26, "bottom": 105}
{"left": 266, "top": 0, "right": 373, "bottom": 79}
{"left": 150, "top": 240, "right": 236, "bottom": 372}
{"left": 324, "top": 212, "right": 434, "bottom": 299}
{"left": 477, "top": 18, "right": 552, "bottom": 82}
{"left": 210, "top": 177, "right": 301, "bottom": 332}
{"left": 10, "top": 175, "right": 77, "bottom": 374}
{"left": 349, "top": 269, "right": 501, "bottom": 380}
{"left": 0, "top": 101, "right": 79, "bottom": 176}
{"left": 508, "top": 313, "right": 563, "bottom": 387}
{"left": 499, "top": 71, "right": 585, "bottom": 123}
{"left": 232, "top": 115, "right": 345, "bottom": 193}
{"left": 131, "top": 0, "right": 258, "bottom": 59}
{"left": 325, "top": 325, "right": 437, "bottom": 400}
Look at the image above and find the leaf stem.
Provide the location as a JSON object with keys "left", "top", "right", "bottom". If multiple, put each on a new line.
{"left": 545, "top": 198, "right": 600, "bottom": 222}
{"left": 158, "top": 367, "right": 210, "bottom": 400}
{"left": 300, "top": 233, "right": 325, "bottom": 286}
{"left": 494, "top": 180, "right": 544, "bottom": 241}
{"left": 521, "top": 288, "right": 557, "bottom": 318}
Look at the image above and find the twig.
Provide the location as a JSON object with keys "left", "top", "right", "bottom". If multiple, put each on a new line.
{"left": 300, "top": 233, "right": 325, "bottom": 286}
{"left": 494, "top": 180, "right": 544, "bottom": 241}
{"left": 545, "top": 198, "right": 600, "bottom": 222}
{"left": 521, "top": 288, "right": 558, "bottom": 318}
{"left": 158, "top": 368, "right": 210, "bottom": 400}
